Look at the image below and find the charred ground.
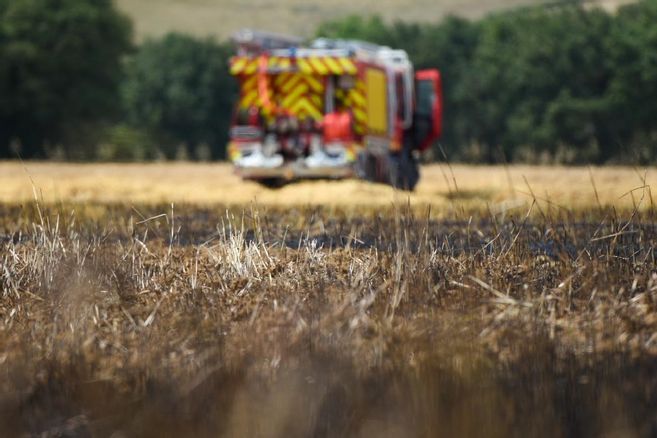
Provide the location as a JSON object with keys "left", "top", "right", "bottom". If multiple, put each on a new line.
{"left": 1, "top": 203, "right": 657, "bottom": 436}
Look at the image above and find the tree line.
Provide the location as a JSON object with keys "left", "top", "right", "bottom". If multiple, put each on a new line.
{"left": 1, "top": 0, "right": 657, "bottom": 163}
{"left": 0, "top": 0, "right": 235, "bottom": 161}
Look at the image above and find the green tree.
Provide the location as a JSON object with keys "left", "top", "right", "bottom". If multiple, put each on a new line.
{"left": 317, "top": 7, "right": 641, "bottom": 164}
{"left": 316, "top": 15, "right": 394, "bottom": 46}
{"left": 604, "top": 0, "right": 657, "bottom": 163}
{"left": 122, "top": 33, "right": 237, "bottom": 159}
{"left": 0, "top": 0, "right": 132, "bottom": 158}
{"left": 469, "top": 6, "right": 613, "bottom": 163}
{"left": 413, "top": 17, "right": 480, "bottom": 160}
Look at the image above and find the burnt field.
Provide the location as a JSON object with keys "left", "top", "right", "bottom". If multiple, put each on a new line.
{"left": 1, "top": 202, "right": 657, "bottom": 437}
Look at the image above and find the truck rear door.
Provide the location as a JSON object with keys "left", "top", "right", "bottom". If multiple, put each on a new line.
{"left": 413, "top": 69, "right": 443, "bottom": 151}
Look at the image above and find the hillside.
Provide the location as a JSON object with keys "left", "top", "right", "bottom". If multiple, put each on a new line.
{"left": 115, "top": 0, "right": 634, "bottom": 41}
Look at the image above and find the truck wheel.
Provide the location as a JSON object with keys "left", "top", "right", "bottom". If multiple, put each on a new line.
{"left": 356, "top": 152, "right": 378, "bottom": 182}
{"left": 254, "top": 178, "right": 286, "bottom": 189}
{"left": 388, "top": 148, "right": 419, "bottom": 191}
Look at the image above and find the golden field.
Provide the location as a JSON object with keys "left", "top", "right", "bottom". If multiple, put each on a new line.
{"left": 115, "top": 0, "right": 636, "bottom": 41}
{"left": 0, "top": 161, "right": 653, "bottom": 211}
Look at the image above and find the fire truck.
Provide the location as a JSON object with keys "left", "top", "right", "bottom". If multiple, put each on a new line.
{"left": 227, "top": 29, "right": 442, "bottom": 190}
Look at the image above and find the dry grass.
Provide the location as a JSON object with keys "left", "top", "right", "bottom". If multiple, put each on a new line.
{"left": 0, "top": 162, "right": 656, "bottom": 435}
{"left": 0, "top": 161, "right": 655, "bottom": 212}
{"left": 115, "top": 0, "right": 636, "bottom": 41}
{"left": 1, "top": 193, "right": 657, "bottom": 435}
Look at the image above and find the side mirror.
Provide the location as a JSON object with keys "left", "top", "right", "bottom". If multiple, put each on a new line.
{"left": 413, "top": 69, "right": 443, "bottom": 151}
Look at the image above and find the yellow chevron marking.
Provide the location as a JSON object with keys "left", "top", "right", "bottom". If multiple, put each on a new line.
{"left": 290, "top": 99, "right": 322, "bottom": 120}
{"left": 242, "top": 75, "right": 258, "bottom": 91}
{"left": 281, "top": 75, "right": 303, "bottom": 93}
{"left": 244, "top": 60, "right": 258, "bottom": 75}
{"left": 310, "top": 94, "right": 322, "bottom": 107}
{"left": 297, "top": 58, "right": 312, "bottom": 74}
{"left": 278, "top": 58, "right": 291, "bottom": 70}
{"left": 349, "top": 90, "right": 366, "bottom": 107}
{"left": 323, "top": 57, "right": 343, "bottom": 75}
{"left": 274, "top": 73, "right": 292, "bottom": 87}
{"left": 309, "top": 57, "right": 329, "bottom": 75}
{"left": 282, "top": 83, "right": 309, "bottom": 108}
{"left": 230, "top": 58, "right": 247, "bottom": 74}
{"left": 240, "top": 90, "right": 258, "bottom": 108}
{"left": 268, "top": 57, "right": 279, "bottom": 69}
{"left": 339, "top": 58, "right": 358, "bottom": 74}
{"left": 353, "top": 108, "right": 367, "bottom": 123}
{"left": 304, "top": 75, "right": 324, "bottom": 93}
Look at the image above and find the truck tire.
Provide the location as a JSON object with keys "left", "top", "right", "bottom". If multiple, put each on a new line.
{"left": 254, "top": 177, "right": 286, "bottom": 189}
{"left": 356, "top": 152, "right": 376, "bottom": 182}
{"left": 388, "top": 147, "right": 419, "bottom": 191}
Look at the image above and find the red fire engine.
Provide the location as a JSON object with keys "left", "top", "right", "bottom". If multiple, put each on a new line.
{"left": 227, "top": 29, "right": 442, "bottom": 190}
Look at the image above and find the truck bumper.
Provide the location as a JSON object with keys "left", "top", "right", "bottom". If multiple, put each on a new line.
{"left": 237, "top": 162, "right": 355, "bottom": 180}
{"left": 231, "top": 142, "right": 357, "bottom": 181}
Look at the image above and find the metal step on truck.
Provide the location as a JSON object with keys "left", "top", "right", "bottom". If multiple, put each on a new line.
{"left": 227, "top": 29, "right": 443, "bottom": 190}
